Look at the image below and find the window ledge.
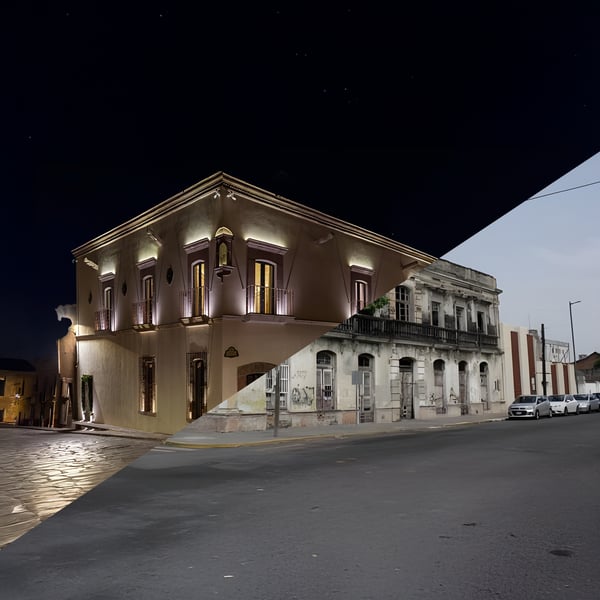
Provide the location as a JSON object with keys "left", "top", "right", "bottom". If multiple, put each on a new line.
{"left": 242, "top": 313, "right": 295, "bottom": 324}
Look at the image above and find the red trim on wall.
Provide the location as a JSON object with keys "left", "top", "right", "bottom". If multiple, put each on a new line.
{"left": 511, "top": 331, "right": 522, "bottom": 398}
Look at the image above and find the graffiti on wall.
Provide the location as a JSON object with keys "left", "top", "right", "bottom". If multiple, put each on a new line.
{"left": 291, "top": 386, "right": 314, "bottom": 407}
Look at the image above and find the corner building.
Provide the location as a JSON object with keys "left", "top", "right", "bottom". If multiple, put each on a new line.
{"left": 227, "top": 258, "right": 506, "bottom": 428}
{"left": 72, "top": 172, "right": 435, "bottom": 434}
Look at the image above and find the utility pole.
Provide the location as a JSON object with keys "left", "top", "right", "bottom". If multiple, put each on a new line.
{"left": 569, "top": 300, "right": 581, "bottom": 394}
{"left": 273, "top": 365, "right": 280, "bottom": 437}
{"left": 541, "top": 324, "right": 547, "bottom": 396}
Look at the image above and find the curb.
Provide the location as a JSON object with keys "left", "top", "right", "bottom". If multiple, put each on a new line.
{"left": 164, "top": 418, "right": 504, "bottom": 449}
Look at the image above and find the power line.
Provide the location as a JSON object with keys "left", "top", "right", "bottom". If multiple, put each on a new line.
{"left": 529, "top": 179, "right": 600, "bottom": 200}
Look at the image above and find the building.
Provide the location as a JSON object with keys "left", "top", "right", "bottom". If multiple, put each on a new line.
{"left": 210, "top": 258, "right": 506, "bottom": 430}
{"left": 500, "top": 325, "right": 576, "bottom": 400}
{"left": 0, "top": 358, "right": 37, "bottom": 425}
{"left": 72, "top": 172, "right": 435, "bottom": 435}
{"left": 575, "top": 352, "right": 600, "bottom": 393}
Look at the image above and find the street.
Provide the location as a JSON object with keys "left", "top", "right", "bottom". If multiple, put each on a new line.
{"left": 2, "top": 415, "right": 600, "bottom": 599}
{"left": 0, "top": 427, "right": 160, "bottom": 548}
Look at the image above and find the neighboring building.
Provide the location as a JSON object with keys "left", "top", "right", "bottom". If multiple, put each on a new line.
{"left": 218, "top": 259, "right": 506, "bottom": 430}
{"left": 500, "top": 325, "right": 576, "bottom": 401}
{"left": 0, "top": 358, "right": 37, "bottom": 424}
{"left": 71, "top": 172, "right": 435, "bottom": 435}
{"left": 575, "top": 352, "right": 600, "bottom": 393}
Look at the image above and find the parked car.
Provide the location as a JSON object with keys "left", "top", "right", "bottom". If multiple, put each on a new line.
{"left": 574, "top": 393, "right": 600, "bottom": 413}
{"left": 548, "top": 394, "right": 579, "bottom": 415}
{"left": 507, "top": 395, "right": 553, "bottom": 419}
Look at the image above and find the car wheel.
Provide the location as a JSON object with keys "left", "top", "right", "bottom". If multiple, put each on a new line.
{"left": 564, "top": 409, "right": 568, "bottom": 415}
{"left": 548, "top": 409, "right": 553, "bottom": 418}
{"left": 535, "top": 411, "right": 540, "bottom": 420}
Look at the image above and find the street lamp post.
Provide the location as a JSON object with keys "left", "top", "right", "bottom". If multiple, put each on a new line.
{"left": 569, "top": 300, "right": 581, "bottom": 393}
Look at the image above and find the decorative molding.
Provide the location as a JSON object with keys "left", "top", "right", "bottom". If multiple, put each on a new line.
{"left": 350, "top": 264, "right": 373, "bottom": 276}
{"left": 136, "top": 257, "right": 157, "bottom": 270}
{"left": 184, "top": 238, "right": 210, "bottom": 254}
{"left": 246, "top": 238, "right": 288, "bottom": 255}
{"left": 99, "top": 272, "right": 115, "bottom": 282}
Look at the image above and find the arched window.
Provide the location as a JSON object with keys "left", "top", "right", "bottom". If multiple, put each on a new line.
{"left": 191, "top": 260, "right": 206, "bottom": 317}
{"left": 358, "top": 353, "right": 374, "bottom": 422}
{"left": 316, "top": 351, "right": 336, "bottom": 412}
{"left": 433, "top": 359, "right": 446, "bottom": 412}
{"left": 480, "top": 362, "right": 489, "bottom": 408}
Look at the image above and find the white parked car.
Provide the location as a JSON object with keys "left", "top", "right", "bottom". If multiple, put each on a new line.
{"left": 548, "top": 394, "right": 579, "bottom": 415}
{"left": 573, "top": 393, "right": 600, "bottom": 413}
{"left": 507, "top": 395, "right": 552, "bottom": 419}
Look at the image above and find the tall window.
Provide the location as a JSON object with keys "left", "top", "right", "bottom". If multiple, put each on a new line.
{"left": 143, "top": 275, "right": 154, "bottom": 324}
{"left": 191, "top": 261, "right": 205, "bottom": 317}
{"left": 395, "top": 286, "right": 410, "bottom": 321}
{"left": 265, "top": 363, "right": 289, "bottom": 410}
{"left": 254, "top": 260, "right": 275, "bottom": 314}
{"left": 355, "top": 280, "right": 368, "bottom": 313}
{"left": 431, "top": 301, "right": 440, "bottom": 326}
{"left": 477, "top": 310, "right": 486, "bottom": 332}
{"left": 140, "top": 356, "right": 156, "bottom": 414}
{"left": 316, "top": 351, "right": 335, "bottom": 411}
{"left": 455, "top": 306, "right": 465, "bottom": 331}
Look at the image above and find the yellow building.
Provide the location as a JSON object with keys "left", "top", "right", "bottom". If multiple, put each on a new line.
{"left": 72, "top": 172, "right": 435, "bottom": 434}
{"left": 0, "top": 358, "right": 37, "bottom": 425}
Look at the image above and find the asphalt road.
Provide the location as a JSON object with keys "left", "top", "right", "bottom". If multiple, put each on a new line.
{"left": 2, "top": 414, "right": 600, "bottom": 599}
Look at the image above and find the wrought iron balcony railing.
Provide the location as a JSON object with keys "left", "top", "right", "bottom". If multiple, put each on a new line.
{"left": 246, "top": 285, "right": 294, "bottom": 316}
{"left": 180, "top": 287, "right": 209, "bottom": 320}
{"left": 132, "top": 299, "right": 155, "bottom": 328}
{"left": 94, "top": 308, "right": 113, "bottom": 332}
{"left": 333, "top": 314, "right": 499, "bottom": 348}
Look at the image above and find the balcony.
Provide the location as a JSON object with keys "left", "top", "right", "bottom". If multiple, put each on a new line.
{"left": 245, "top": 285, "right": 294, "bottom": 318}
{"left": 180, "top": 287, "right": 210, "bottom": 325}
{"left": 132, "top": 299, "right": 155, "bottom": 330}
{"left": 94, "top": 308, "right": 113, "bottom": 333}
{"left": 332, "top": 314, "right": 499, "bottom": 348}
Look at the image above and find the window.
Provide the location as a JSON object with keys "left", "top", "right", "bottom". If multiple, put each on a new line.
{"left": 355, "top": 280, "right": 368, "bottom": 313}
{"left": 0, "top": 377, "right": 5, "bottom": 396}
{"left": 246, "top": 238, "right": 289, "bottom": 316}
{"left": 215, "top": 227, "right": 233, "bottom": 267}
{"left": 135, "top": 258, "right": 156, "bottom": 327}
{"left": 254, "top": 260, "right": 275, "bottom": 314}
{"left": 431, "top": 301, "right": 440, "bottom": 327}
{"left": 265, "top": 363, "right": 289, "bottom": 410}
{"left": 143, "top": 275, "right": 154, "bottom": 324}
{"left": 395, "top": 286, "right": 410, "bottom": 321}
{"left": 477, "top": 310, "right": 486, "bottom": 332}
{"left": 191, "top": 261, "right": 206, "bottom": 317}
{"left": 97, "top": 272, "right": 115, "bottom": 332}
{"left": 350, "top": 265, "right": 373, "bottom": 315}
{"left": 316, "top": 351, "right": 336, "bottom": 411}
{"left": 455, "top": 306, "right": 465, "bottom": 331}
{"left": 140, "top": 356, "right": 156, "bottom": 414}
{"left": 183, "top": 238, "right": 209, "bottom": 319}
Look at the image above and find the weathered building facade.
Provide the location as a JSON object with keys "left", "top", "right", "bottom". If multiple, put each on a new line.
{"left": 72, "top": 172, "right": 435, "bottom": 434}
{"left": 220, "top": 259, "right": 507, "bottom": 429}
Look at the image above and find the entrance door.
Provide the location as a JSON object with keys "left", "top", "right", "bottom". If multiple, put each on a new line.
{"left": 459, "top": 361, "right": 468, "bottom": 415}
{"left": 190, "top": 359, "right": 205, "bottom": 420}
{"left": 399, "top": 358, "right": 414, "bottom": 419}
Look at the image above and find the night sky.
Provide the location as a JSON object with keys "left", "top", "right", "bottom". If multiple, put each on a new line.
{"left": 3, "top": 4, "right": 599, "bottom": 363}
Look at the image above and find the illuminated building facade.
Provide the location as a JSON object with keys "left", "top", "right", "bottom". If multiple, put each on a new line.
{"left": 72, "top": 172, "right": 434, "bottom": 434}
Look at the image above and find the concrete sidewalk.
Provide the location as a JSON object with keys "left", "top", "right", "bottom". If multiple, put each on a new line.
{"left": 8, "top": 413, "right": 508, "bottom": 448}
{"left": 163, "top": 413, "right": 507, "bottom": 448}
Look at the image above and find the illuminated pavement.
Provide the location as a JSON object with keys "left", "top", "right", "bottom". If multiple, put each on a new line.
{"left": 0, "top": 426, "right": 163, "bottom": 549}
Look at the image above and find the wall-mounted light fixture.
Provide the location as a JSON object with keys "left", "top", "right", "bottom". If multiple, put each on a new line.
{"left": 84, "top": 257, "right": 99, "bottom": 270}
{"left": 146, "top": 229, "right": 163, "bottom": 246}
